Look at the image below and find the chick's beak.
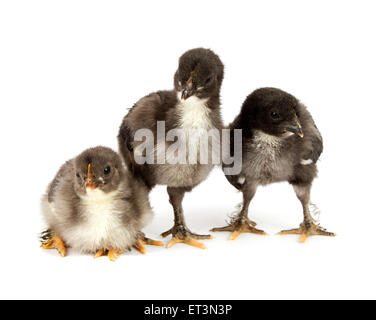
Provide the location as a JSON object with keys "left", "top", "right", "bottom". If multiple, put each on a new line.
{"left": 181, "top": 77, "right": 194, "bottom": 100}
{"left": 85, "top": 163, "right": 97, "bottom": 189}
{"left": 284, "top": 115, "right": 304, "bottom": 138}
{"left": 181, "top": 87, "right": 195, "bottom": 100}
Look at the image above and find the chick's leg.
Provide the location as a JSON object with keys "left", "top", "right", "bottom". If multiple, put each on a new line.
{"left": 162, "top": 187, "right": 213, "bottom": 250}
{"left": 40, "top": 230, "right": 67, "bottom": 257}
{"left": 211, "top": 185, "right": 266, "bottom": 240}
{"left": 133, "top": 233, "right": 164, "bottom": 254}
{"left": 279, "top": 184, "right": 335, "bottom": 242}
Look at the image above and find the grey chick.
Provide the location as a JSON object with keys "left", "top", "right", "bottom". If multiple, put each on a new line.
{"left": 40, "top": 146, "right": 163, "bottom": 261}
{"left": 212, "top": 88, "right": 335, "bottom": 242}
{"left": 118, "top": 48, "right": 224, "bottom": 249}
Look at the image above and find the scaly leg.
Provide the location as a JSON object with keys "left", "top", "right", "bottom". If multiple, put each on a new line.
{"left": 211, "top": 185, "right": 266, "bottom": 240}
{"left": 162, "top": 187, "right": 213, "bottom": 250}
{"left": 40, "top": 230, "right": 67, "bottom": 257}
{"left": 279, "top": 184, "right": 335, "bottom": 242}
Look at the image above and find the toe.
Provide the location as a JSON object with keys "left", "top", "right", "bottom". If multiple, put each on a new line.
{"left": 191, "top": 234, "right": 213, "bottom": 240}
{"left": 166, "top": 239, "right": 178, "bottom": 249}
{"left": 94, "top": 249, "right": 106, "bottom": 258}
{"left": 230, "top": 231, "right": 241, "bottom": 241}
{"left": 211, "top": 226, "right": 234, "bottom": 232}
{"left": 107, "top": 249, "right": 123, "bottom": 262}
{"left": 144, "top": 239, "right": 165, "bottom": 247}
{"left": 279, "top": 228, "right": 302, "bottom": 235}
{"left": 186, "top": 239, "right": 207, "bottom": 250}
{"left": 134, "top": 241, "right": 147, "bottom": 255}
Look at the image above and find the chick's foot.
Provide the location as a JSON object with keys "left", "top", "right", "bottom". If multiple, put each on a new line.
{"left": 133, "top": 234, "right": 164, "bottom": 254}
{"left": 161, "top": 224, "right": 213, "bottom": 250}
{"left": 279, "top": 220, "right": 335, "bottom": 243}
{"left": 94, "top": 248, "right": 123, "bottom": 261}
{"left": 40, "top": 232, "right": 67, "bottom": 257}
{"left": 211, "top": 217, "right": 266, "bottom": 240}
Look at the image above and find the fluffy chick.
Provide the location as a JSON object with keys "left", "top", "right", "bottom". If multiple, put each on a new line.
{"left": 40, "top": 146, "right": 163, "bottom": 261}
{"left": 212, "top": 88, "right": 335, "bottom": 242}
{"left": 118, "top": 48, "right": 224, "bottom": 249}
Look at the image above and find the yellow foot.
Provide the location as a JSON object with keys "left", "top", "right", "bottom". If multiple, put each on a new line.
{"left": 162, "top": 225, "right": 213, "bottom": 250}
{"left": 133, "top": 236, "right": 164, "bottom": 255}
{"left": 167, "top": 237, "right": 207, "bottom": 250}
{"left": 94, "top": 249, "right": 107, "bottom": 258}
{"left": 279, "top": 221, "right": 335, "bottom": 243}
{"left": 41, "top": 233, "right": 67, "bottom": 257}
{"left": 211, "top": 217, "right": 266, "bottom": 240}
{"left": 107, "top": 248, "right": 123, "bottom": 262}
{"left": 94, "top": 248, "right": 123, "bottom": 261}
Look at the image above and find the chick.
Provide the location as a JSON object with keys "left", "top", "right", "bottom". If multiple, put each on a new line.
{"left": 118, "top": 48, "right": 224, "bottom": 249}
{"left": 40, "top": 146, "right": 163, "bottom": 261}
{"left": 212, "top": 88, "right": 335, "bottom": 242}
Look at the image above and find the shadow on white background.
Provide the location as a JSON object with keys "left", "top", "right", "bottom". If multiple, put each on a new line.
{"left": 0, "top": 0, "right": 374, "bottom": 299}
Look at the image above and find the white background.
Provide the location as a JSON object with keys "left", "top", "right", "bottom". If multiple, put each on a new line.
{"left": 0, "top": 0, "right": 375, "bottom": 300}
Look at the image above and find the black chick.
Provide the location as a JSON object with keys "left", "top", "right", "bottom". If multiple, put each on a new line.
{"left": 40, "top": 146, "right": 163, "bottom": 261}
{"left": 118, "top": 48, "right": 224, "bottom": 249}
{"left": 212, "top": 88, "right": 335, "bottom": 242}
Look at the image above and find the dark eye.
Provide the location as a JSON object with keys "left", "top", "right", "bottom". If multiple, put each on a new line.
{"left": 205, "top": 76, "right": 213, "bottom": 85}
{"left": 76, "top": 172, "right": 80, "bottom": 178}
{"left": 104, "top": 166, "right": 111, "bottom": 175}
{"left": 271, "top": 111, "right": 280, "bottom": 120}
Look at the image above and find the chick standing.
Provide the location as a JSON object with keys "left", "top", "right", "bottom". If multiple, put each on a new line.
{"left": 212, "top": 88, "right": 335, "bottom": 242}
{"left": 118, "top": 48, "right": 224, "bottom": 249}
{"left": 40, "top": 146, "right": 163, "bottom": 261}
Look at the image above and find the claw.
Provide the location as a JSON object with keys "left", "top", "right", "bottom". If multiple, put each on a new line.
{"left": 300, "top": 234, "right": 307, "bottom": 243}
{"left": 230, "top": 231, "right": 241, "bottom": 241}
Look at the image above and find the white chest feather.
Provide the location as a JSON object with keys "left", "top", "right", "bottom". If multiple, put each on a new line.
{"left": 64, "top": 189, "right": 134, "bottom": 253}
{"left": 80, "top": 189, "right": 122, "bottom": 227}
{"left": 176, "top": 92, "right": 212, "bottom": 130}
{"left": 245, "top": 130, "right": 293, "bottom": 185}
{"left": 252, "top": 130, "right": 282, "bottom": 161}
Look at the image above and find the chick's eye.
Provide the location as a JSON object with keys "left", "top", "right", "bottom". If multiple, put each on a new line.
{"left": 76, "top": 172, "right": 80, "bottom": 178}
{"left": 104, "top": 166, "right": 111, "bottom": 175}
{"left": 271, "top": 111, "right": 280, "bottom": 119}
{"left": 205, "top": 76, "right": 215, "bottom": 85}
